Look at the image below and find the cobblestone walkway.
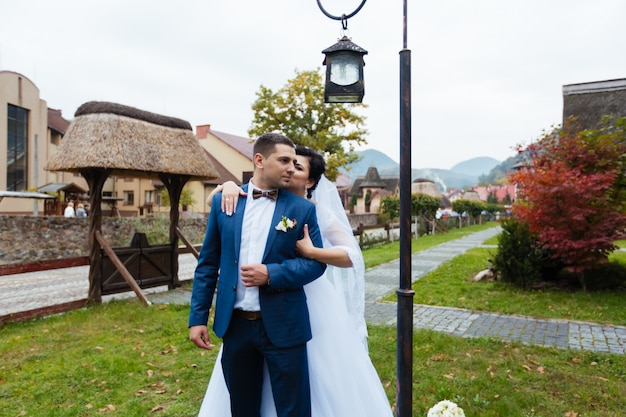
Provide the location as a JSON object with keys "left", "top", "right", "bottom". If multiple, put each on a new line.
{"left": 2, "top": 227, "right": 624, "bottom": 355}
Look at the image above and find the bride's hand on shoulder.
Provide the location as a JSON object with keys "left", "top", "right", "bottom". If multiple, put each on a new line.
{"left": 220, "top": 181, "right": 246, "bottom": 215}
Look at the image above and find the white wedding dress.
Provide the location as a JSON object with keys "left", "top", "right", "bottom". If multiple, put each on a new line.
{"left": 197, "top": 176, "right": 393, "bottom": 417}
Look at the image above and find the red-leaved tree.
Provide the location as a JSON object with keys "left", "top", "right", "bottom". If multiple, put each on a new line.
{"left": 509, "top": 118, "right": 626, "bottom": 289}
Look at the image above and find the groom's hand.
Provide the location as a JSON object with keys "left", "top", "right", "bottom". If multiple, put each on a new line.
{"left": 189, "top": 325, "right": 213, "bottom": 350}
{"left": 240, "top": 264, "right": 270, "bottom": 287}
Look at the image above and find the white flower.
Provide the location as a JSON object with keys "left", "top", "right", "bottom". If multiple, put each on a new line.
{"left": 427, "top": 400, "right": 465, "bottom": 417}
{"left": 275, "top": 216, "right": 297, "bottom": 232}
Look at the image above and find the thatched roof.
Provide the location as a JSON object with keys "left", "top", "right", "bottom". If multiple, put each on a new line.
{"left": 562, "top": 78, "right": 626, "bottom": 130}
{"left": 45, "top": 101, "right": 218, "bottom": 180}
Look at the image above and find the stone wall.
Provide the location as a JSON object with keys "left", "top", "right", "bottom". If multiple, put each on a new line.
{"left": 1, "top": 213, "right": 380, "bottom": 266}
{"left": 0, "top": 216, "right": 207, "bottom": 266}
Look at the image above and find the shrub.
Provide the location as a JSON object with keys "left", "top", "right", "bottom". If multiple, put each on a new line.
{"left": 491, "top": 218, "right": 546, "bottom": 289}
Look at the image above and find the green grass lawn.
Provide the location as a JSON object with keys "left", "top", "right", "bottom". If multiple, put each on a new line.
{"left": 1, "top": 222, "right": 625, "bottom": 416}
{"left": 1, "top": 302, "right": 624, "bottom": 417}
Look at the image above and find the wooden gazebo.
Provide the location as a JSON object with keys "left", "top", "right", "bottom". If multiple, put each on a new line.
{"left": 45, "top": 101, "right": 218, "bottom": 304}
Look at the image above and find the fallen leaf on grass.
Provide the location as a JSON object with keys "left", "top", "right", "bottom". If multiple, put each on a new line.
{"left": 537, "top": 366, "right": 545, "bottom": 374}
{"left": 564, "top": 411, "right": 578, "bottom": 417}
{"left": 595, "top": 376, "right": 609, "bottom": 382}
{"left": 98, "top": 404, "right": 116, "bottom": 412}
{"left": 147, "top": 370, "right": 154, "bottom": 377}
{"left": 151, "top": 405, "right": 165, "bottom": 412}
{"left": 571, "top": 358, "right": 582, "bottom": 364}
{"left": 443, "top": 373, "right": 455, "bottom": 380}
{"left": 522, "top": 365, "right": 532, "bottom": 371}
{"left": 526, "top": 355, "right": 541, "bottom": 366}
{"left": 430, "top": 353, "right": 445, "bottom": 361}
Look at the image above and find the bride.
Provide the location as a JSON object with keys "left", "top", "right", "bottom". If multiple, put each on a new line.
{"left": 198, "top": 146, "right": 393, "bottom": 417}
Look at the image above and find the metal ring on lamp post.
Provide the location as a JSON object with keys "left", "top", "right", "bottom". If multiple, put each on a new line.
{"left": 316, "top": 0, "right": 367, "bottom": 21}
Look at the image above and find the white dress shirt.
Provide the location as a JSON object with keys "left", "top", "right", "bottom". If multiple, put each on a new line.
{"left": 233, "top": 182, "right": 276, "bottom": 311}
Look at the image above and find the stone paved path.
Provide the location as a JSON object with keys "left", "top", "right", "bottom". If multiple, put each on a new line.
{"left": 2, "top": 227, "right": 624, "bottom": 355}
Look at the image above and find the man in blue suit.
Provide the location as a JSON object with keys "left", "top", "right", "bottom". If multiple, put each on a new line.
{"left": 189, "top": 132, "right": 326, "bottom": 417}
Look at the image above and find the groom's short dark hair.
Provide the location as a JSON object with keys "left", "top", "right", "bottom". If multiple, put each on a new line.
{"left": 253, "top": 133, "right": 295, "bottom": 158}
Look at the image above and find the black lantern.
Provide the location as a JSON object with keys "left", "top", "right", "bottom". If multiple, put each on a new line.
{"left": 322, "top": 36, "right": 368, "bottom": 103}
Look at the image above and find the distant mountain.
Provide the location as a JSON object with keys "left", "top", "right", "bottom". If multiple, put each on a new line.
{"left": 343, "top": 149, "right": 504, "bottom": 191}
{"left": 343, "top": 149, "right": 399, "bottom": 177}
{"left": 478, "top": 156, "right": 519, "bottom": 184}
{"left": 450, "top": 157, "right": 501, "bottom": 177}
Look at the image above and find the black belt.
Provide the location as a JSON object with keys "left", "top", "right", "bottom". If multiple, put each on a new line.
{"left": 233, "top": 309, "right": 262, "bottom": 320}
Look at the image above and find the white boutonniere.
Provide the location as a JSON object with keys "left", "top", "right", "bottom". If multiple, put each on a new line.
{"left": 275, "top": 215, "right": 297, "bottom": 232}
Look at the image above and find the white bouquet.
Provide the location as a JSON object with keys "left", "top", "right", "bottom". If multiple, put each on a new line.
{"left": 427, "top": 400, "right": 465, "bottom": 417}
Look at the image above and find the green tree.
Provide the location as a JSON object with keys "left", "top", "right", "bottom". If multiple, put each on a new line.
{"left": 161, "top": 188, "right": 196, "bottom": 210}
{"left": 452, "top": 199, "right": 486, "bottom": 224}
{"left": 248, "top": 69, "right": 368, "bottom": 180}
{"left": 380, "top": 196, "right": 400, "bottom": 220}
{"left": 411, "top": 193, "right": 440, "bottom": 218}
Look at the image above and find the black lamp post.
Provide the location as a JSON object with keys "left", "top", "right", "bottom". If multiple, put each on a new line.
{"left": 322, "top": 36, "right": 368, "bottom": 103}
{"left": 317, "top": 1, "right": 413, "bottom": 416}
{"left": 397, "top": 0, "right": 414, "bottom": 416}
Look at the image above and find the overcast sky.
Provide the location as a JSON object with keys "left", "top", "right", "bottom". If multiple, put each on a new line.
{"left": 2, "top": 0, "right": 625, "bottom": 169}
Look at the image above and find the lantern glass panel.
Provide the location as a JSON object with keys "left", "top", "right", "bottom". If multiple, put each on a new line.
{"left": 330, "top": 53, "right": 360, "bottom": 86}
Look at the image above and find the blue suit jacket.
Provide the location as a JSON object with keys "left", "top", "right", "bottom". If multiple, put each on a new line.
{"left": 188, "top": 184, "right": 326, "bottom": 348}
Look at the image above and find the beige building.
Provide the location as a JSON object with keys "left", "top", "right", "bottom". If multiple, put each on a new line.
{"left": 0, "top": 70, "right": 90, "bottom": 215}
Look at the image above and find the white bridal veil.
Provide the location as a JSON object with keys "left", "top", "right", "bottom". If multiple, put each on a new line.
{"left": 311, "top": 175, "right": 367, "bottom": 346}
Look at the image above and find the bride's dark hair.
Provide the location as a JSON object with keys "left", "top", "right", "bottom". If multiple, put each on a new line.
{"left": 295, "top": 146, "right": 326, "bottom": 199}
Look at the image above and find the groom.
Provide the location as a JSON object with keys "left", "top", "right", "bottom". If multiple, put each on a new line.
{"left": 189, "top": 132, "right": 326, "bottom": 417}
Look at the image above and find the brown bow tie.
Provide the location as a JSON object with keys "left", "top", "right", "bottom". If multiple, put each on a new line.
{"left": 252, "top": 189, "right": 278, "bottom": 201}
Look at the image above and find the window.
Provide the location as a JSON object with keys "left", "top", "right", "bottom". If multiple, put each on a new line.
{"left": 123, "top": 190, "right": 134, "bottom": 206}
{"left": 7, "top": 104, "right": 29, "bottom": 191}
{"left": 145, "top": 190, "right": 154, "bottom": 204}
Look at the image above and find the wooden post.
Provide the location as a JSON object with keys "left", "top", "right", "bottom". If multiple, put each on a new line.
{"left": 81, "top": 168, "right": 111, "bottom": 304}
{"left": 159, "top": 174, "right": 190, "bottom": 289}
